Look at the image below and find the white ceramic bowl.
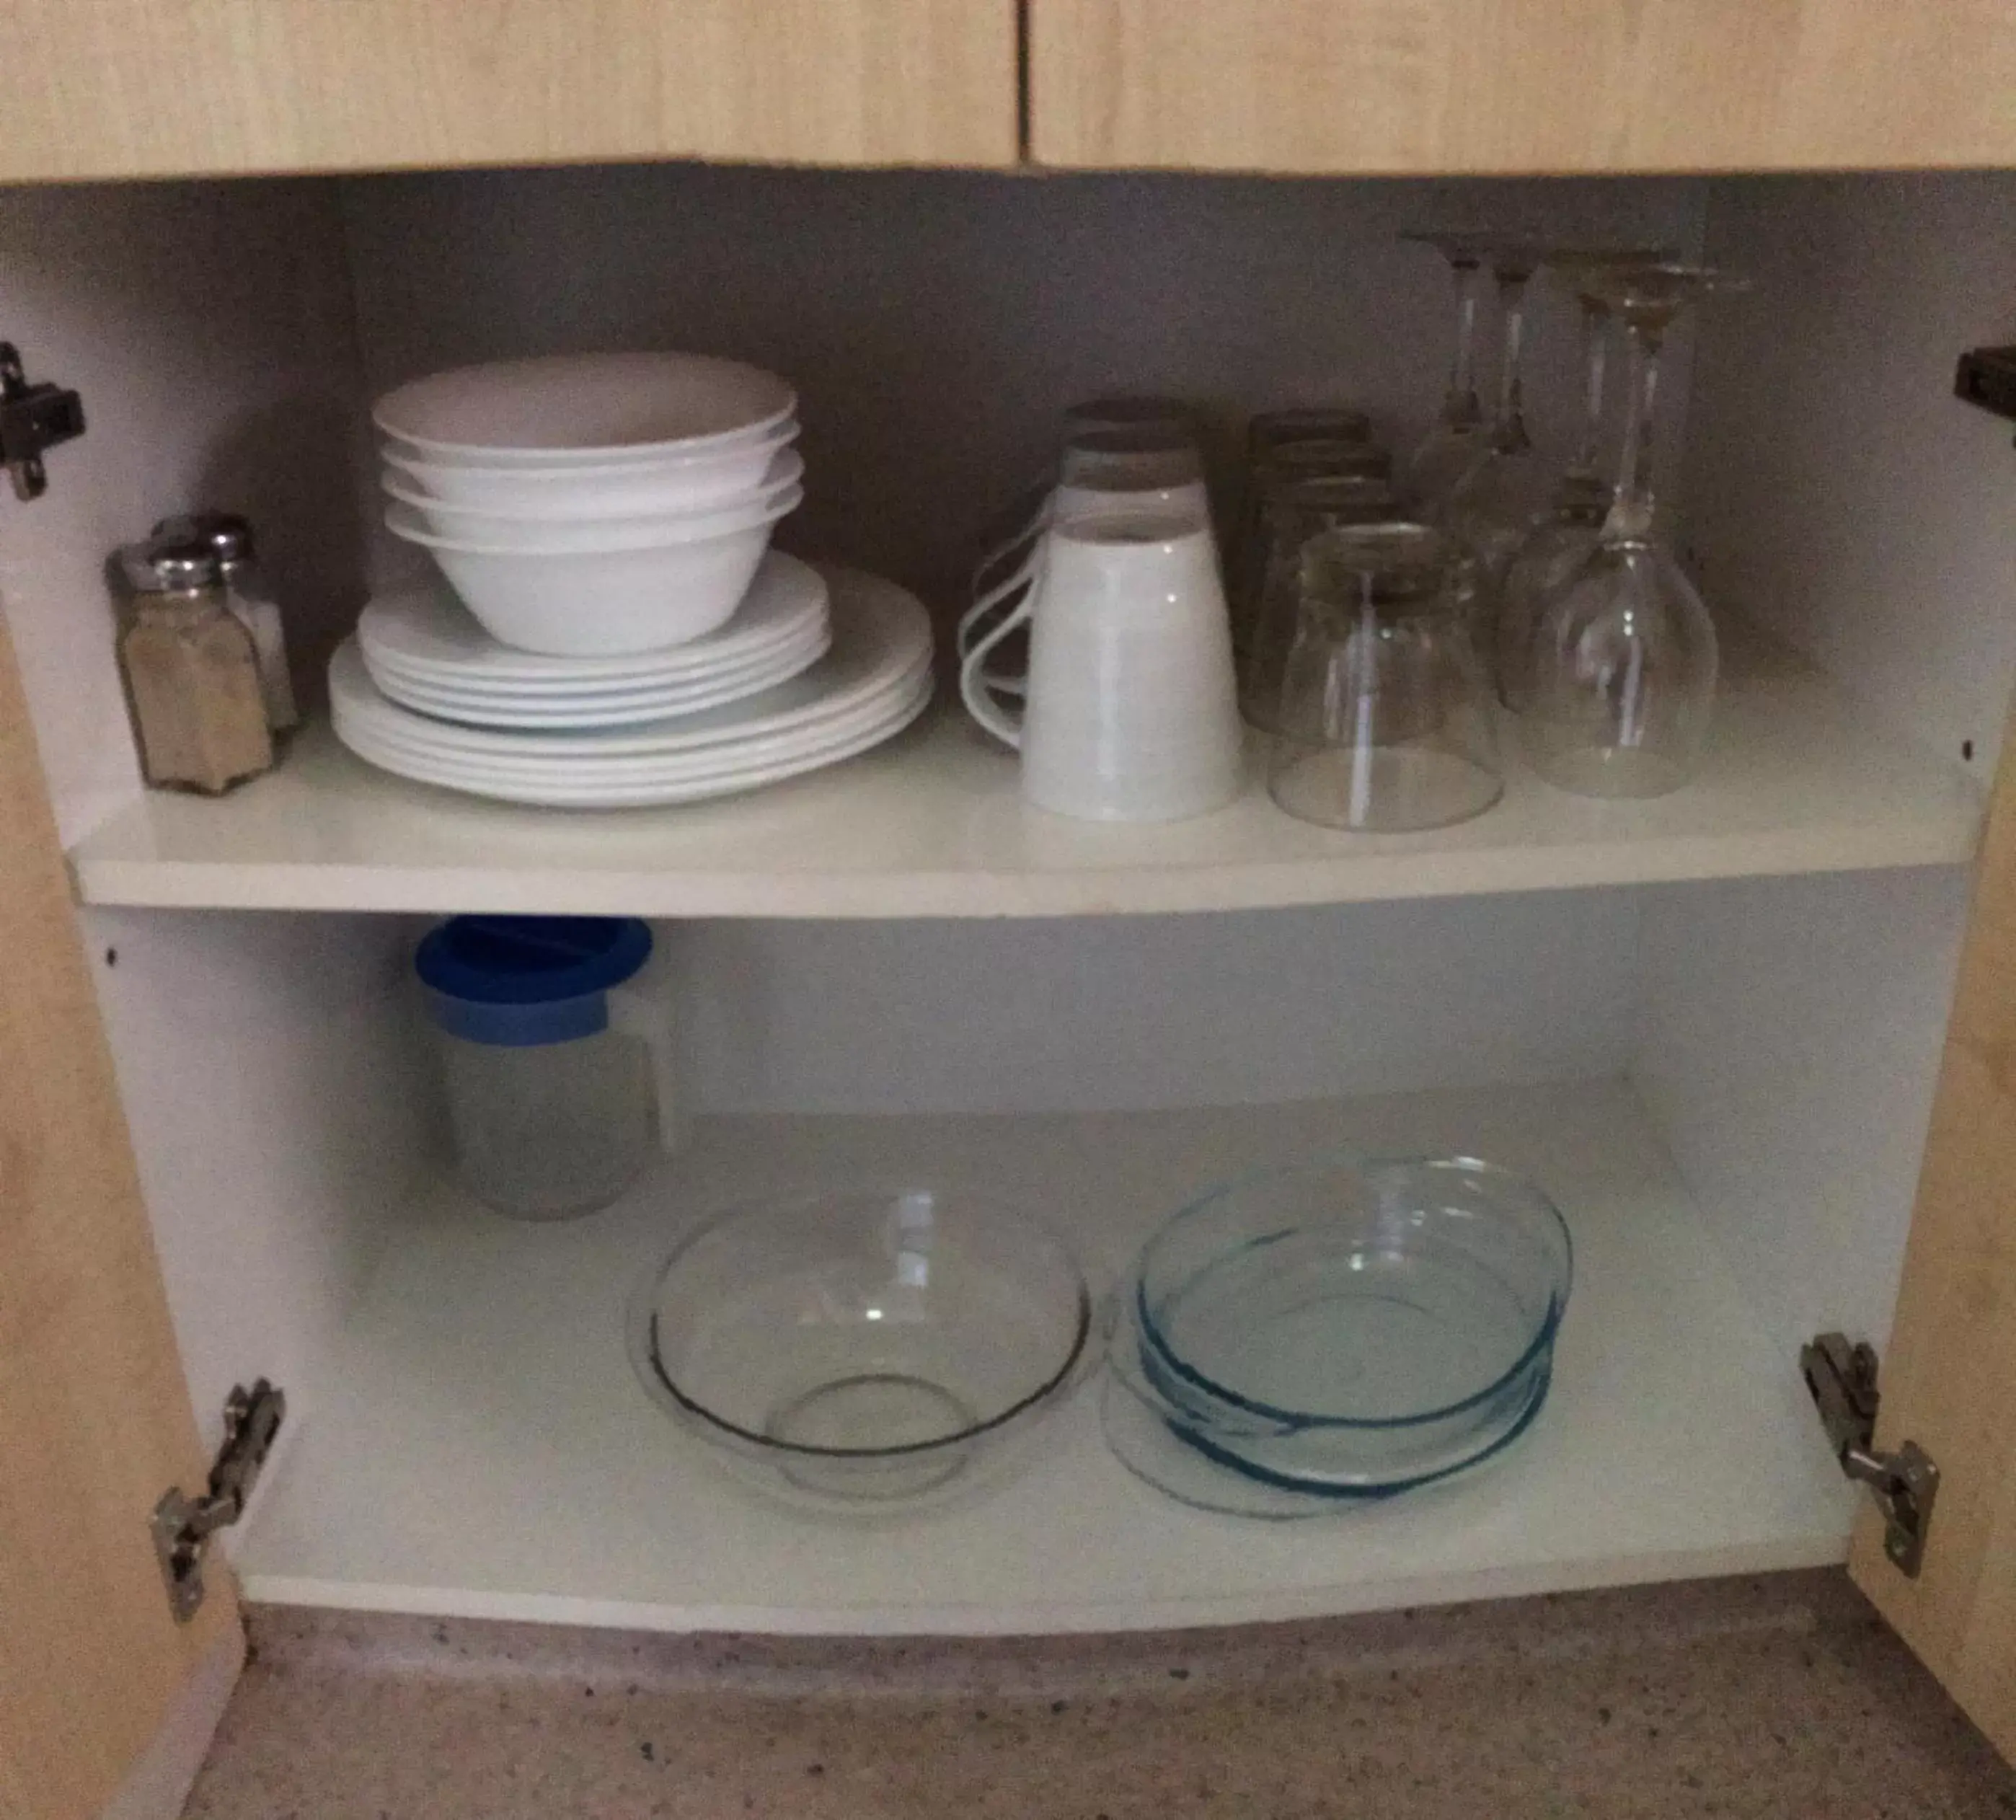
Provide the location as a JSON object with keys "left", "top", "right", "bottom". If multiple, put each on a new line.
{"left": 381, "top": 425, "right": 798, "bottom": 517}
{"left": 385, "top": 491, "right": 800, "bottom": 656}
{"left": 383, "top": 450, "right": 805, "bottom": 542}
{"left": 373, "top": 353, "right": 797, "bottom": 467}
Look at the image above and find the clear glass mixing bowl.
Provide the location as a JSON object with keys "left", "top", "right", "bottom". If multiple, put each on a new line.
{"left": 629, "top": 1183, "right": 1097, "bottom": 1506}
{"left": 1135, "top": 1155, "right": 1571, "bottom": 1434}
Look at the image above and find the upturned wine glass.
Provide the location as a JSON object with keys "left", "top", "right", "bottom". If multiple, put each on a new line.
{"left": 1495, "top": 245, "right": 1670, "bottom": 709}
{"left": 1400, "top": 232, "right": 1493, "bottom": 512}
{"left": 1438, "top": 241, "right": 1556, "bottom": 605}
{"left": 1524, "top": 263, "right": 1749, "bottom": 798}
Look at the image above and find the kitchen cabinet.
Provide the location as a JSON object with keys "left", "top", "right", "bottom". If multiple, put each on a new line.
{"left": 1, "top": 138, "right": 2015, "bottom": 1820}
{"left": 1027, "top": 0, "right": 2016, "bottom": 175}
{"left": 0, "top": 1, "right": 1020, "bottom": 181}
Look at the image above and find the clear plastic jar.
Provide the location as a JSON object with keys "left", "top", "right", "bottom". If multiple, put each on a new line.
{"left": 415, "top": 916, "right": 681, "bottom": 1222}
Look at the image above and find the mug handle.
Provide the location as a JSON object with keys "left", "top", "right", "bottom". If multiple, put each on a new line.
{"left": 608, "top": 960, "right": 684, "bottom": 1156}
{"left": 955, "top": 551, "right": 1038, "bottom": 686}
{"left": 960, "top": 583, "right": 1034, "bottom": 748}
{"left": 968, "top": 474, "right": 1056, "bottom": 604}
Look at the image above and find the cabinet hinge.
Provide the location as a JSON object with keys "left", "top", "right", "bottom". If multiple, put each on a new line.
{"left": 151, "top": 1379, "right": 286, "bottom": 1622}
{"left": 0, "top": 342, "right": 84, "bottom": 501}
{"left": 1955, "top": 344, "right": 2016, "bottom": 449}
{"left": 1800, "top": 1333, "right": 1937, "bottom": 1578}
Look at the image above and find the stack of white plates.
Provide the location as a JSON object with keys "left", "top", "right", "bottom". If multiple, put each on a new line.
{"left": 356, "top": 552, "right": 832, "bottom": 730}
{"left": 374, "top": 352, "right": 804, "bottom": 657}
{"left": 332, "top": 567, "right": 932, "bottom": 808}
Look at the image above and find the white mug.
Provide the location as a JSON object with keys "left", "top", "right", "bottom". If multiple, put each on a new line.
{"left": 960, "top": 430, "right": 1207, "bottom": 690}
{"left": 961, "top": 512, "right": 1242, "bottom": 823}
{"left": 960, "top": 474, "right": 1213, "bottom": 694}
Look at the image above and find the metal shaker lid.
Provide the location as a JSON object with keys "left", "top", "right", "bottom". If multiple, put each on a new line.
{"left": 121, "top": 535, "right": 224, "bottom": 594}
{"left": 152, "top": 511, "right": 255, "bottom": 568}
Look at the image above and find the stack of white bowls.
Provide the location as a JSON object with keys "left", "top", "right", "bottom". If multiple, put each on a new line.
{"left": 376, "top": 352, "right": 803, "bottom": 656}
{"left": 332, "top": 352, "right": 935, "bottom": 810}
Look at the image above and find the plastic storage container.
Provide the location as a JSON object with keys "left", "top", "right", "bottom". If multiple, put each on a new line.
{"left": 415, "top": 915, "right": 678, "bottom": 1220}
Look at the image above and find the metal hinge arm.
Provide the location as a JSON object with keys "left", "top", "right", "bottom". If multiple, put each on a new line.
{"left": 1800, "top": 1333, "right": 1938, "bottom": 1578}
{"left": 152, "top": 1379, "right": 286, "bottom": 1622}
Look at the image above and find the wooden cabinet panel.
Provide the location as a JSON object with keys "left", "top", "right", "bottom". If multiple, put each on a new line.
{"left": 0, "top": 614, "right": 241, "bottom": 1820}
{"left": 0, "top": 0, "right": 1019, "bottom": 182}
{"left": 1029, "top": 0, "right": 2016, "bottom": 175}
{"left": 1847, "top": 691, "right": 2016, "bottom": 1764}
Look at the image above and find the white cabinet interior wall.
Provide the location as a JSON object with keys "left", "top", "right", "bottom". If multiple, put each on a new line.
{"left": 2, "top": 162, "right": 2012, "bottom": 1630}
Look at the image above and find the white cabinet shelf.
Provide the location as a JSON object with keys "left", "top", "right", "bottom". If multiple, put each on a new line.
{"left": 234, "top": 1079, "right": 1851, "bottom": 1634}
{"left": 70, "top": 630, "right": 1980, "bottom": 919}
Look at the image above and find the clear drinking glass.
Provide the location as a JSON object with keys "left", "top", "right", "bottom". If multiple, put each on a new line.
{"left": 1400, "top": 232, "right": 1493, "bottom": 511}
{"left": 1063, "top": 395, "right": 1198, "bottom": 445}
{"left": 1238, "top": 472, "right": 1400, "bottom": 733}
{"left": 1524, "top": 263, "right": 1748, "bottom": 797}
{"left": 1231, "top": 438, "right": 1393, "bottom": 659}
{"left": 1267, "top": 522, "right": 1502, "bottom": 831}
{"left": 1247, "top": 407, "right": 1374, "bottom": 458}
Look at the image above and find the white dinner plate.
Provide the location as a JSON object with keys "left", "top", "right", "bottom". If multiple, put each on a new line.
{"left": 340, "top": 653, "right": 930, "bottom": 782}
{"left": 340, "top": 667, "right": 929, "bottom": 790}
{"left": 363, "top": 627, "right": 826, "bottom": 713}
{"left": 356, "top": 550, "right": 828, "bottom": 686}
{"left": 363, "top": 622, "right": 831, "bottom": 729}
{"left": 335, "top": 673, "right": 932, "bottom": 808}
{"left": 331, "top": 568, "right": 930, "bottom": 761}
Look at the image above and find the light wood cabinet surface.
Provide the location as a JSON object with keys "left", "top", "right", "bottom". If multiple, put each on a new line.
{"left": 0, "top": 0, "right": 1020, "bottom": 182}
{"left": 1850, "top": 693, "right": 2016, "bottom": 1764}
{"left": 0, "top": 617, "right": 239, "bottom": 1820}
{"left": 1027, "top": 0, "right": 2016, "bottom": 175}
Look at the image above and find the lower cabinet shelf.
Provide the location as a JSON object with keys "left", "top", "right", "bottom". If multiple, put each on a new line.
{"left": 233, "top": 1079, "right": 1852, "bottom": 1633}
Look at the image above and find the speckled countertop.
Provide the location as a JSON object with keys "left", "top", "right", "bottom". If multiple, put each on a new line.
{"left": 186, "top": 1571, "right": 2015, "bottom": 1819}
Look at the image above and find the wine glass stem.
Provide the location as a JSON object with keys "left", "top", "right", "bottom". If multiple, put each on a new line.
{"left": 1571, "top": 299, "right": 1609, "bottom": 481}
{"left": 1493, "top": 273, "right": 1531, "bottom": 454}
{"left": 1444, "top": 260, "right": 1482, "bottom": 431}
{"left": 1607, "top": 322, "right": 1663, "bottom": 540}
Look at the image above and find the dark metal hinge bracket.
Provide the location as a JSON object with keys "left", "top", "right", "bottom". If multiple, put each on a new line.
{"left": 1801, "top": 1333, "right": 1937, "bottom": 1578}
{"left": 1955, "top": 345, "right": 2016, "bottom": 447}
{"left": 151, "top": 1379, "right": 286, "bottom": 1622}
{"left": 0, "top": 342, "right": 84, "bottom": 501}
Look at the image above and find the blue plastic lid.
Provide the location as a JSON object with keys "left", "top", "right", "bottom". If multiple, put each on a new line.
{"left": 415, "top": 916, "right": 653, "bottom": 1047}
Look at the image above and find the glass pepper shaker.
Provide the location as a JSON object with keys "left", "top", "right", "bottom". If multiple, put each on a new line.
{"left": 118, "top": 538, "right": 275, "bottom": 795}
{"left": 153, "top": 511, "right": 298, "bottom": 733}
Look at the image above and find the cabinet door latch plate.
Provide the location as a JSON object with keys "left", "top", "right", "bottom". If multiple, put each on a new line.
{"left": 152, "top": 1379, "right": 286, "bottom": 1622}
{"left": 1801, "top": 1333, "right": 1937, "bottom": 1578}
{"left": 0, "top": 342, "right": 84, "bottom": 501}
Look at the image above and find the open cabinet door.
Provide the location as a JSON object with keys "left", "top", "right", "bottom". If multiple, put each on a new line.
{"left": 1849, "top": 696, "right": 2016, "bottom": 1764}
{"left": 0, "top": 613, "right": 243, "bottom": 1820}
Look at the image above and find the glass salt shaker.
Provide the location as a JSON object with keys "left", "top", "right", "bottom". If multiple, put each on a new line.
{"left": 153, "top": 511, "right": 298, "bottom": 732}
{"left": 118, "top": 538, "right": 275, "bottom": 795}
